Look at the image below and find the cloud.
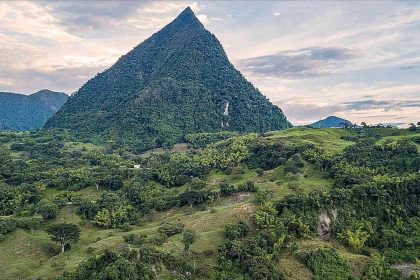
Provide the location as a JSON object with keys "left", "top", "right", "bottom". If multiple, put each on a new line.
{"left": 0, "top": 65, "right": 105, "bottom": 94}
{"left": 278, "top": 101, "right": 343, "bottom": 124}
{"left": 400, "top": 64, "right": 418, "bottom": 70}
{"left": 342, "top": 99, "right": 420, "bottom": 112}
{"left": 237, "top": 47, "right": 360, "bottom": 78}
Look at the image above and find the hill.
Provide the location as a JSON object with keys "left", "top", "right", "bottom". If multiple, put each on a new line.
{"left": 0, "top": 127, "right": 418, "bottom": 279}
{"left": 0, "top": 90, "right": 68, "bottom": 131}
{"left": 45, "top": 7, "right": 291, "bottom": 151}
{"left": 310, "top": 116, "right": 352, "bottom": 128}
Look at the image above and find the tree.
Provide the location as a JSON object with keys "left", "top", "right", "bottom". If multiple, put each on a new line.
{"left": 182, "top": 229, "right": 196, "bottom": 253}
{"left": 101, "top": 175, "right": 123, "bottom": 191}
{"left": 254, "top": 202, "right": 277, "bottom": 230}
{"left": 37, "top": 202, "right": 59, "bottom": 219}
{"left": 408, "top": 123, "right": 416, "bottom": 131}
{"left": 46, "top": 223, "right": 81, "bottom": 253}
{"left": 361, "top": 122, "right": 367, "bottom": 127}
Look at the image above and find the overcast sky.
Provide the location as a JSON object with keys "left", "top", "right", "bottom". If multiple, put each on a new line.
{"left": 0, "top": 1, "right": 419, "bottom": 125}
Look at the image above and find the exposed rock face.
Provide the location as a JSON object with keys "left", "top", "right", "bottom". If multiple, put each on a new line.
{"left": 317, "top": 209, "right": 337, "bottom": 239}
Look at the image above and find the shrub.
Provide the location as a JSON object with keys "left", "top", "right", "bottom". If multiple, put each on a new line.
{"left": 305, "top": 248, "right": 355, "bottom": 280}
{"left": 238, "top": 180, "right": 257, "bottom": 192}
{"left": 149, "top": 233, "right": 168, "bottom": 246}
{"left": 255, "top": 168, "right": 264, "bottom": 176}
{"left": 0, "top": 219, "right": 17, "bottom": 235}
{"left": 225, "top": 222, "right": 250, "bottom": 240}
{"left": 37, "top": 202, "right": 59, "bottom": 219}
{"left": 123, "top": 233, "right": 147, "bottom": 245}
{"left": 220, "top": 180, "right": 236, "bottom": 196}
{"left": 158, "top": 222, "right": 184, "bottom": 236}
{"left": 190, "top": 177, "right": 206, "bottom": 190}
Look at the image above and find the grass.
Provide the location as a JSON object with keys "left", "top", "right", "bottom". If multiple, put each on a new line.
{"left": 278, "top": 253, "right": 313, "bottom": 280}
{"left": 266, "top": 127, "right": 354, "bottom": 154}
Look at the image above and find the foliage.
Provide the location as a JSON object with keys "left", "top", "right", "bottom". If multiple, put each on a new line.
{"left": 37, "top": 202, "right": 59, "bottom": 219}
{"left": 59, "top": 248, "right": 192, "bottom": 279}
{"left": 0, "top": 90, "right": 68, "bottom": 131}
{"left": 305, "top": 248, "right": 355, "bottom": 280}
{"left": 361, "top": 254, "right": 400, "bottom": 280}
{"left": 46, "top": 223, "right": 81, "bottom": 253}
{"left": 158, "top": 222, "right": 185, "bottom": 236}
{"left": 182, "top": 229, "right": 196, "bottom": 253}
{"left": 225, "top": 221, "right": 250, "bottom": 240}
{"left": 185, "top": 131, "right": 239, "bottom": 148}
{"left": 45, "top": 9, "right": 290, "bottom": 151}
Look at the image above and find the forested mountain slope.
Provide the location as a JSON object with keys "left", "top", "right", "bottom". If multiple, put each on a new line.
{"left": 0, "top": 90, "right": 68, "bottom": 131}
{"left": 45, "top": 8, "right": 290, "bottom": 151}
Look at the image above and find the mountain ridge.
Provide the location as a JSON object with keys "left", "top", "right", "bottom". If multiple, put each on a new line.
{"left": 310, "top": 116, "right": 352, "bottom": 128}
{"left": 0, "top": 90, "right": 68, "bottom": 131}
{"left": 46, "top": 7, "right": 291, "bottom": 150}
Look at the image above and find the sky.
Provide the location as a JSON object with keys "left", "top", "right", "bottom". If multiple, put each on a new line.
{"left": 0, "top": 1, "right": 419, "bottom": 126}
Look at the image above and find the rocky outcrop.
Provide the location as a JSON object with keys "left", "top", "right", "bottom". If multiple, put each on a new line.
{"left": 317, "top": 209, "right": 337, "bottom": 240}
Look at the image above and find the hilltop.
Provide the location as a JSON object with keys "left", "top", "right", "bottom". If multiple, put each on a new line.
{"left": 310, "top": 116, "right": 352, "bottom": 128}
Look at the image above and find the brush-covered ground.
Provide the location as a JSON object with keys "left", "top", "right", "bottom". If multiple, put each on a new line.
{"left": 0, "top": 127, "right": 419, "bottom": 280}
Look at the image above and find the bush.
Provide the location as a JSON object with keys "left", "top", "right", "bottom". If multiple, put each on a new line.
{"left": 149, "top": 233, "right": 168, "bottom": 246}
{"left": 123, "top": 233, "right": 147, "bottom": 245}
{"left": 305, "top": 248, "right": 355, "bottom": 280}
{"left": 182, "top": 229, "right": 197, "bottom": 252}
{"left": 158, "top": 222, "right": 184, "bottom": 236}
{"left": 255, "top": 168, "right": 264, "bottom": 176}
{"left": 225, "top": 221, "right": 250, "bottom": 240}
{"left": 190, "top": 177, "right": 206, "bottom": 190}
{"left": 0, "top": 219, "right": 17, "bottom": 235}
{"left": 100, "top": 176, "right": 124, "bottom": 191}
{"left": 238, "top": 180, "right": 257, "bottom": 192}
{"left": 220, "top": 180, "right": 236, "bottom": 196}
{"left": 0, "top": 234, "right": 5, "bottom": 242}
{"left": 37, "top": 202, "right": 59, "bottom": 219}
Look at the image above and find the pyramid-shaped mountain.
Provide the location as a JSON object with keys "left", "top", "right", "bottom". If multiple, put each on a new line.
{"left": 46, "top": 7, "right": 291, "bottom": 150}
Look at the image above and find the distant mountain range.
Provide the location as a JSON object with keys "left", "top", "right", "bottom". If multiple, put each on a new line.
{"left": 0, "top": 89, "right": 68, "bottom": 131}
{"left": 310, "top": 116, "right": 352, "bottom": 128}
{"left": 45, "top": 7, "right": 291, "bottom": 150}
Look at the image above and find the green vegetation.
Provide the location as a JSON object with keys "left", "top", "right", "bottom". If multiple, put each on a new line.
{"left": 45, "top": 8, "right": 290, "bottom": 152}
{"left": 0, "top": 127, "right": 419, "bottom": 279}
{"left": 0, "top": 90, "right": 68, "bottom": 131}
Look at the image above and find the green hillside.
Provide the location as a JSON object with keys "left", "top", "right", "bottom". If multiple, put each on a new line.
{"left": 0, "top": 90, "right": 68, "bottom": 131}
{"left": 45, "top": 8, "right": 290, "bottom": 152}
{"left": 0, "top": 126, "right": 419, "bottom": 279}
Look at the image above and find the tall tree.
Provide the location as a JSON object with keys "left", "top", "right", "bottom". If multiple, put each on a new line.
{"left": 46, "top": 223, "right": 81, "bottom": 253}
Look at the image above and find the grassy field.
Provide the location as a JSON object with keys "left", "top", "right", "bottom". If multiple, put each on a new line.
{"left": 266, "top": 127, "right": 354, "bottom": 154}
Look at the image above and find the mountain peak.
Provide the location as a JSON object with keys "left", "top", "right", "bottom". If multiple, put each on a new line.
{"left": 310, "top": 116, "right": 352, "bottom": 128}
{"left": 46, "top": 7, "right": 290, "bottom": 150}
{"left": 171, "top": 7, "right": 203, "bottom": 28}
